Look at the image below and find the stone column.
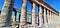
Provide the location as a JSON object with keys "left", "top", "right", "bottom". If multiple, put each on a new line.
{"left": 53, "top": 14, "right": 55, "bottom": 20}
{"left": 32, "top": 2, "right": 36, "bottom": 26}
{"left": 12, "top": 11, "right": 17, "bottom": 28}
{"left": 36, "top": 15, "right": 39, "bottom": 25}
{"left": 52, "top": 12, "right": 54, "bottom": 19}
{"left": 51, "top": 13, "right": 53, "bottom": 19}
{"left": 0, "top": 0, "right": 14, "bottom": 28}
{"left": 44, "top": 8, "right": 47, "bottom": 26}
{"left": 20, "top": 0, "right": 27, "bottom": 28}
{"left": 51, "top": 13, "right": 53, "bottom": 24}
{"left": 38, "top": 5, "right": 43, "bottom": 27}
{"left": 47, "top": 10, "right": 50, "bottom": 25}
{"left": 50, "top": 12, "right": 53, "bottom": 25}
{"left": 52, "top": 13, "right": 55, "bottom": 25}
{"left": 55, "top": 14, "right": 57, "bottom": 19}
{"left": 48, "top": 11, "right": 52, "bottom": 25}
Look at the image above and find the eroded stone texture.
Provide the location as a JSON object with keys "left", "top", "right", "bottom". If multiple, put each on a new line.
{"left": 20, "top": 0, "right": 27, "bottom": 28}
{"left": 12, "top": 11, "right": 17, "bottom": 28}
{"left": 0, "top": 0, "right": 14, "bottom": 28}
{"left": 49, "top": 11, "right": 52, "bottom": 25}
{"left": 47, "top": 10, "right": 50, "bottom": 24}
{"left": 38, "top": 6, "right": 43, "bottom": 27}
{"left": 44, "top": 8, "right": 48, "bottom": 26}
{"left": 32, "top": 3, "right": 36, "bottom": 25}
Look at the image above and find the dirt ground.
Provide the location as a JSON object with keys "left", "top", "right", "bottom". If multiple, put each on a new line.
{"left": 52, "top": 25, "right": 60, "bottom": 28}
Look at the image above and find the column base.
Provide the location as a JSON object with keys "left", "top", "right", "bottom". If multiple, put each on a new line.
{"left": 2, "top": 25, "right": 12, "bottom": 28}
{"left": 42, "top": 24, "right": 48, "bottom": 28}
{"left": 19, "top": 24, "right": 28, "bottom": 28}
{"left": 27, "top": 24, "right": 38, "bottom": 28}
{"left": 0, "top": 24, "right": 12, "bottom": 28}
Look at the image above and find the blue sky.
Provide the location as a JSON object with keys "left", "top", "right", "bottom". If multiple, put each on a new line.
{"left": 0, "top": 0, "right": 60, "bottom": 19}
{"left": 45, "top": 0, "right": 60, "bottom": 14}
{"left": 0, "top": 0, "right": 60, "bottom": 13}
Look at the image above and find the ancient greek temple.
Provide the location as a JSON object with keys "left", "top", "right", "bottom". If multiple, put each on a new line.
{"left": 0, "top": 0, "right": 60, "bottom": 28}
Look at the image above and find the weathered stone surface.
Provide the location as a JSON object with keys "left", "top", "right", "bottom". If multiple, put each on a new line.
{"left": 32, "top": 3, "right": 36, "bottom": 25}
{"left": 38, "top": 5, "right": 43, "bottom": 27}
{"left": 0, "top": 0, "right": 14, "bottom": 27}
{"left": 19, "top": 0, "right": 27, "bottom": 28}
{"left": 0, "top": 0, "right": 59, "bottom": 28}
{"left": 44, "top": 8, "right": 48, "bottom": 27}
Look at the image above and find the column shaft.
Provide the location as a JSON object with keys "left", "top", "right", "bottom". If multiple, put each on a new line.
{"left": 32, "top": 3, "right": 36, "bottom": 25}
{"left": 0, "top": 0, "right": 14, "bottom": 27}
{"left": 44, "top": 8, "right": 47, "bottom": 26}
{"left": 20, "top": 0, "right": 27, "bottom": 28}
{"left": 36, "top": 15, "right": 39, "bottom": 25}
{"left": 49, "top": 11, "right": 52, "bottom": 25}
{"left": 51, "top": 13, "right": 53, "bottom": 24}
{"left": 47, "top": 10, "right": 50, "bottom": 24}
{"left": 38, "top": 6, "right": 43, "bottom": 27}
{"left": 50, "top": 12, "right": 53, "bottom": 25}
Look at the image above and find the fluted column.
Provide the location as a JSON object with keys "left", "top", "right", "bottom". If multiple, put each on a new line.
{"left": 53, "top": 14, "right": 55, "bottom": 20}
{"left": 51, "top": 12, "right": 54, "bottom": 25}
{"left": 53, "top": 13, "right": 54, "bottom": 19}
{"left": 32, "top": 3, "right": 36, "bottom": 25}
{"left": 44, "top": 8, "right": 47, "bottom": 26}
{"left": 38, "top": 6, "right": 43, "bottom": 27}
{"left": 20, "top": 0, "right": 27, "bottom": 28}
{"left": 50, "top": 11, "right": 52, "bottom": 24}
{"left": 47, "top": 10, "right": 50, "bottom": 25}
{"left": 0, "top": 0, "right": 14, "bottom": 27}
{"left": 36, "top": 15, "right": 39, "bottom": 25}
{"left": 49, "top": 11, "right": 52, "bottom": 25}
{"left": 51, "top": 13, "right": 53, "bottom": 19}
{"left": 55, "top": 14, "right": 59, "bottom": 19}
{"left": 52, "top": 13, "right": 54, "bottom": 19}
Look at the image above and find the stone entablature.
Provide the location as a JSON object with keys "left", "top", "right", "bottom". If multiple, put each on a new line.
{"left": 30, "top": 0, "right": 59, "bottom": 15}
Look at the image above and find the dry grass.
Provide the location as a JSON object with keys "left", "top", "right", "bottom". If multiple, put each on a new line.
{"left": 52, "top": 25, "right": 60, "bottom": 28}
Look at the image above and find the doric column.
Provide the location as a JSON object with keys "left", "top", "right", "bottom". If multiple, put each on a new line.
{"left": 51, "top": 13, "right": 53, "bottom": 19}
{"left": 53, "top": 14, "right": 55, "bottom": 20}
{"left": 47, "top": 10, "right": 50, "bottom": 25}
{"left": 44, "top": 8, "right": 47, "bottom": 26}
{"left": 52, "top": 13, "right": 54, "bottom": 19}
{"left": 50, "top": 12, "right": 53, "bottom": 25}
{"left": 32, "top": 3, "right": 36, "bottom": 25}
{"left": 38, "top": 5, "right": 43, "bottom": 27}
{"left": 55, "top": 14, "right": 57, "bottom": 19}
{"left": 0, "top": 0, "right": 14, "bottom": 27}
{"left": 49, "top": 11, "right": 52, "bottom": 25}
{"left": 20, "top": 0, "right": 27, "bottom": 28}
{"left": 36, "top": 15, "right": 39, "bottom": 25}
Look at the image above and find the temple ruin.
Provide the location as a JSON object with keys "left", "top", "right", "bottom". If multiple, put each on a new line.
{"left": 0, "top": 0, "right": 60, "bottom": 28}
